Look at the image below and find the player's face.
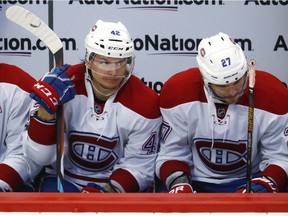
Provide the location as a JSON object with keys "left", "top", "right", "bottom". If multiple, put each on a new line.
{"left": 210, "top": 75, "right": 247, "bottom": 104}
{"left": 89, "top": 55, "right": 128, "bottom": 95}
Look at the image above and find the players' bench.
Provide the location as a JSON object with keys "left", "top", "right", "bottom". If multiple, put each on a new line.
{"left": 0, "top": 193, "right": 288, "bottom": 212}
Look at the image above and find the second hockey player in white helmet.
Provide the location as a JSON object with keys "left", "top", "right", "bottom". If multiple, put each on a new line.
{"left": 23, "top": 20, "right": 162, "bottom": 193}
{"left": 155, "top": 32, "right": 288, "bottom": 193}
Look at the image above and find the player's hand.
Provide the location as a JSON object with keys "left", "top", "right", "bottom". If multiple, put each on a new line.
{"left": 236, "top": 177, "right": 277, "bottom": 193}
{"left": 168, "top": 183, "right": 194, "bottom": 193}
{"left": 30, "top": 64, "right": 75, "bottom": 114}
{"left": 81, "top": 183, "right": 107, "bottom": 193}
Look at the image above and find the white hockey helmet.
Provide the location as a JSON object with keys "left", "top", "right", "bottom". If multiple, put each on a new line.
{"left": 196, "top": 32, "right": 247, "bottom": 85}
{"left": 85, "top": 20, "right": 134, "bottom": 61}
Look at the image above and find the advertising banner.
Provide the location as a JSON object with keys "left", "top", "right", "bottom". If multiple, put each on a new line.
{"left": 1, "top": 0, "right": 287, "bottom": 91}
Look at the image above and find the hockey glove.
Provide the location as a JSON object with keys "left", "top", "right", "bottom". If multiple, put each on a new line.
{"left": 30, "top": 64, "right": 75, "bottom": 114}
{"left": 168, "top": 183, "right": 194, "bottom": 193}
{"left": 81, "top": 183, "right": 107, "bottom": 193}
{"left": 236, "top": 177, "right": 277, "bottom": 193}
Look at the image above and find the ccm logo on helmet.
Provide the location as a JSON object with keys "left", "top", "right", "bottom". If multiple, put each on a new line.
{"left": 108, "top": 46, "right": 124, "bottom": 51}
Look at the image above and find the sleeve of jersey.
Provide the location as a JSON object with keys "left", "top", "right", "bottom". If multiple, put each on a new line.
{"left": 28, "top": 114, "right": 56, "bottom": 145}
{"left": 109, "top": 168, "right": 140, "bottom": 192}
{"left": 24, "top": 115, "right": 57, "bottom": 166}
{"left": 159, "top": 160, "right": 191, "bottom": 184}
{"left": 111, "top": 106, "right": 162, "bottom": 192}
{"left": 0, "top": 164, "right": 24, "bottom": 191}
{"left": 155, "top": 104, "right": 193, "bottom": 183}
{"left": 257, "top": 107, "right": 288, "bottom": 192}
{"left": 261, "top": 164, "right": 288, "bottom": 192}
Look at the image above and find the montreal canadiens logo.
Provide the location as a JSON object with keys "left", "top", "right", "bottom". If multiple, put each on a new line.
{"left": 69, "top": 132, "right": 119, "bottom": 171}
{"left": 195, "top": 139, "right": 247, "bottom": 173}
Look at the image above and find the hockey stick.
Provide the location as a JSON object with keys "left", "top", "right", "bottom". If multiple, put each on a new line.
{"left": 6, "top": 5, "right": 65, "bottom": 192}
{"left": 246, "top": 59, "right": 256, "bottom": 193}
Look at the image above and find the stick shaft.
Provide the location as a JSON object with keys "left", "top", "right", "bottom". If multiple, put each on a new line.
{"left": 56, "top": 105, "right": 65, "bottom": 192}
{"left": 47, "top": 1, "right": 65, "bottom": 193}
{"left": 246, "top": 60, "right": 256, "bottom": 193}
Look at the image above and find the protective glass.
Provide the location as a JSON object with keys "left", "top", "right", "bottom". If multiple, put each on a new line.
{"left": 91, "top": 58, "right": 127, "bottom": 71}
{"left": 207, "top": 71, "right": 248, "bottom": 103}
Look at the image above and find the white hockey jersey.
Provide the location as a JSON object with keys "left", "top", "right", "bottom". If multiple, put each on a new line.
{"left": 156, "top": 68, "right": 288, "bottom": 192}
{"left": 23, "top": 64, "right": 162, "bottom": 192}
{"left": 0, "top": 63, "right": 41, "bottom": 191}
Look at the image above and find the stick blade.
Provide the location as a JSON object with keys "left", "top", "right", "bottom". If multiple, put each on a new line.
{"left": 6, "top": 5, "right": 63, "bottom": 55}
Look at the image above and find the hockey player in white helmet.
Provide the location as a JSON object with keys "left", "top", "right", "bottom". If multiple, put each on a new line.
{"left": 156, "top": 32, "right": 288, "bottom": 193}
{"left": 23, "top": 20, "right": 162, "bottom": 192}
{"left": 196, "top": 32, "right": 248, "bottom": 104}
{"left": 84, "top": 20, "right": 135, "bottom": 99}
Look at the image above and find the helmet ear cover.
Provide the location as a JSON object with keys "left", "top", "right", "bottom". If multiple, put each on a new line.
{"left": 127, "top": 57, "right": 132, "bottom": 64}
{"left": 87, "top": 52, "right": 96, "bottom": 62}
{"left": 196, "top": 32, "right": 247, "bottom": 86}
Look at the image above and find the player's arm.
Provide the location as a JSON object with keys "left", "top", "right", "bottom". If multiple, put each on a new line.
{"left": 111, "top": 113, "right": 162, "bottom": 192}
{"left": 251, "top": 110, "right": 288, "bottom": 192}
{"left": 23, "top": 65, "right": 76, "bottom": 165}
{"left": 237, "top": 104, "right": 288, "bottom": 193}
{"left": 156, "top": 113, "right": 194, "bottom": 193}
